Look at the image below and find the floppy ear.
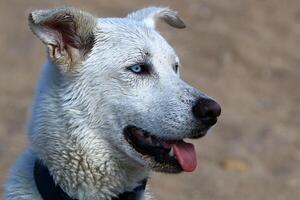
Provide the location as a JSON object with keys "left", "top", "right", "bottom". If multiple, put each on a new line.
{"left": 28, "top": 7, "right": 96, "bottom": 72}
{"left": 127, "top": 7, "right": 186, "bottom": 29}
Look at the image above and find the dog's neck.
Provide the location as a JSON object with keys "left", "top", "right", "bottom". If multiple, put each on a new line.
{"left": 28, "top": 62, "right": 149, "bottom": 199}
{"left": 37, "top": 132, "right": 149, "bottom": 200}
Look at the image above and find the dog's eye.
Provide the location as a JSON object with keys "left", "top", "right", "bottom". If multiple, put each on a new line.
{"left": 173, "top": 63, "right": 179, "bottom": 73}
{"left": 128, "top": 64, "right": 149, "bottom": 74}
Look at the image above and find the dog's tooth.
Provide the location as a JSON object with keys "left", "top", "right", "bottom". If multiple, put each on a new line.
{"left": 169, "top": 148, "right": 174, "bottom": 157}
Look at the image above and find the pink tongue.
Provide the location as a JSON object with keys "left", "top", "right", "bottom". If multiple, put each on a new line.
{"left": 172, "top": 141, "right": 197, "bottom": 172}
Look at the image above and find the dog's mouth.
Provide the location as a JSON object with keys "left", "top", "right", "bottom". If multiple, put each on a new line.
{"left": 124, "top": 126, "right": 204, "bottom": 173}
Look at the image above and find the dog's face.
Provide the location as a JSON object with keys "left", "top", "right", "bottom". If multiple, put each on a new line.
{"left": 29, "top": 7, "right": 221, "bottom": 173}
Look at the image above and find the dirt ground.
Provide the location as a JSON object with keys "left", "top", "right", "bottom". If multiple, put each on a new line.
{"left": 0, "top": 0, "right": 300, "bottom": 199}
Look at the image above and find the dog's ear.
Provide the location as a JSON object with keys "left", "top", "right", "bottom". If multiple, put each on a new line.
{"left": 28, "top": 7, "right": 96, "bottom": 73}
{"left": 127, "top": 7, "right": 186, "bottom": 29}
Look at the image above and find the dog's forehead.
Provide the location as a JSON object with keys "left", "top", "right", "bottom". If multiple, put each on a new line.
{"left": 95, "top": 18, "right": 177, "bottom": 61}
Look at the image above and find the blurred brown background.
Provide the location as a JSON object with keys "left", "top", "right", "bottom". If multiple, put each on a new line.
{"left": 0, "top": 0, "right": 300, "bottom": 200}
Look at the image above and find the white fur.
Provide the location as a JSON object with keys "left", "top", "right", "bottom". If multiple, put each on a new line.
{"left": 5, "top": 6, "right": 209, "bottom": 200}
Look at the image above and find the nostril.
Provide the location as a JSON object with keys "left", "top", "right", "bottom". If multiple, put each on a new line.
{"left": 206, "top": 109, "right": 217, "bottom": 119}
{"left": 192, "top": 98, "right": 221, "bottom": 122}
{"left": 201, "top": 117, "right": 218, "bottom": 126}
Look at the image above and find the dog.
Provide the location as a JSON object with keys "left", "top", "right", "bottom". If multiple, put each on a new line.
{"left": 5, "top": 6, "right": 221, "bottom": 200}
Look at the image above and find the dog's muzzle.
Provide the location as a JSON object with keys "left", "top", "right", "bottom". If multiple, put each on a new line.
{"left": 123, "top": 97, "right": 221, "bottom": 174}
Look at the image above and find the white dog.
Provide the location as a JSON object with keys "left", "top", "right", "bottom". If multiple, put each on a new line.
{"left": 5, "top": 6, "right": 221, "bottom": 200}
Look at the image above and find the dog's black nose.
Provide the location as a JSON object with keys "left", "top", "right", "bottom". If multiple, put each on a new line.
{"left": 192, "top": 98, "right": 221, "bottom": 126}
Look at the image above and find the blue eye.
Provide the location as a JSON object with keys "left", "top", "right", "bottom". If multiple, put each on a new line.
{"left": 128, "top": 64, "right": 149, "bottom": 74}
{"left": 130, "top": 65, "right": 143, "bottom": 73}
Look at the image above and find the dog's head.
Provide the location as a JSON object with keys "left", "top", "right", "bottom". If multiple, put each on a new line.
{"left": 29, "top": 7, "right": 221, "bottom": 173}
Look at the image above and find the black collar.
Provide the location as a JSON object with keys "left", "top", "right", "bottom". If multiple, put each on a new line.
{"left": 34, "top": 160, "right": 147, "bottom": 200}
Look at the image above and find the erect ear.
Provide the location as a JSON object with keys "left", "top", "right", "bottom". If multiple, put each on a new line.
{"left": 28, "top": 7, "right": 96, "bottom": 73}
{"left": 127, "top": 7, "right": 186, "bottom": 29}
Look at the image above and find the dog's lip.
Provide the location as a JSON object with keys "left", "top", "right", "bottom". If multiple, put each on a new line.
{"left": 123, "top": 126, "right": 206, "bottom": 172}
{"left": 123, "top": 126, "right": 180, "bottom": 165}
{"left": 123, "top": 126, "right": 175, "bottom": 153}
